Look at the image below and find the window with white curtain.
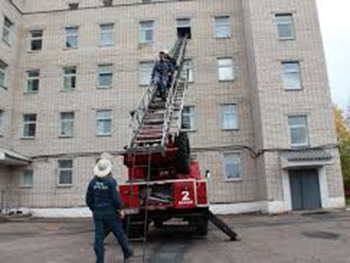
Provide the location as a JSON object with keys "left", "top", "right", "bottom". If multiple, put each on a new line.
{"left": 218, "top": 58, "right": 234, "bottom": 81}
{"left": 214, "top": 16, "right": 231, "bottom": 39}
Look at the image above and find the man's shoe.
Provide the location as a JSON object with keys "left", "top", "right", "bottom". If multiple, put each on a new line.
{"left": 124, "top": 249, "right": 134, "bottom": 262}
{"left": 124, "top": 255, "right": 133, "bottom": 262}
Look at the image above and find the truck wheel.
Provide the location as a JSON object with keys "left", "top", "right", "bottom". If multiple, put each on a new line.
{"left": 195, "top": 217, "right": 208, "bottom": 236}
{"left": 175, "top": 132, "right": 191, "bottom": 174}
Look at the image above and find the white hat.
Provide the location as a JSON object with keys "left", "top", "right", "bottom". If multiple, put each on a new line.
{"left": 160, "top": 49, "right": 169, "bottom": 54}
{"left": 94, "top": 159, "right": 112, "bottom": 178}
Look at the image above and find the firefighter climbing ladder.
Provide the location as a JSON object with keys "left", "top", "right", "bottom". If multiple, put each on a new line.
{"left": 128, "top": 37, "right": 188, "bottom": 153}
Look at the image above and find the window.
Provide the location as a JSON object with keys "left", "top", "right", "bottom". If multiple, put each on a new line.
{"left": 68, "top": 3, "right": 79, "bottom": 10}
{"left": 2, "top": 17, "right": 13, "bottom": 45}
{"left": 139, "top": 62, "right": 153, "bottom": 86}
{"left": 22, "top": 170, "right": 34, "bottom": 187}
{"left": 0, "top": 110, "right": 4, "bottom": 134}
{"left": 288, "top": 115, "right": 309, "bottom": 147}
{"left": 60, "top": 112, "right": 74, "bottom": 137}
{"left": 99, "top": 23, "right": 114, "bottom": 46}
{"left": 0, "top": 60, "right": 7, "bottom": 87}
{"left": 30, "top": 30, "right": 43, "bottom": 51}
{"left": 215, "top": 16, "right": 231, "bottom": 39}
{"left": 102, "top": 0, "right": 113, "bottom": 6}
{"left": 218, "top": 58, "right": 234, "bottom": 81}
{"left": 181, "top": 59, "right": 194, "bottom": 82}
{"left": 221, "top": 104, "right": 238, "bottom": 130}
{"left": 98, "top": 64, "right": 113, "bottom": 88}
{"left": 65, "top": 26, "right": 78, "bottom": 48}
{"left": 177, "top": 18, "right": 191, "bottom": 39}
{"left": 58, "top": 160, "right": 73, "bottom": 186}
{"left": 182, "top": 106, "right": 195, "bottom": 131}
{"left": 223, "top": 153, "right": 241, "bottom": 180}
{"left": 139, "top": 21, "right": 154, "bottom": 44}
{"left": 276, "top": 14, "right": 295, "bottom": 40}
{"left": 282, "top": 62, "right": 301, "bottom": 90}
{"left": 96, "top": 110, "right": 112, "bottom": 136}
{"left": 23, "top": 114, "right": 36, "bottom": 138}
{"left": 63, "top": 67, "right": 77, "bottom": 90}
{"left": 26, "top": 70, "right": 40, "bottom": 93}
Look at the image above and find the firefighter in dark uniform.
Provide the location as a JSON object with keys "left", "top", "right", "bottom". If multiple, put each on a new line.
{"left": 86, "top": 158, "right": 133, "bottom": 263}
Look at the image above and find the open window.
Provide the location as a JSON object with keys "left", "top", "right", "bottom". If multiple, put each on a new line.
{"left": 177, "top": 18, "right": 191, "bottom": 39}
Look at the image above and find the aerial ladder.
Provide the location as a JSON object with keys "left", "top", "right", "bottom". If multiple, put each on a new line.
{"left": 128, "top": 37, "right": 188, "bottom": 153}
{"left": 119, "top": 37, "right": 238, "bottom": 247}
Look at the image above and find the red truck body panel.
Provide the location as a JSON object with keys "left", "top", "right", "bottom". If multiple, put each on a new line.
{"left": 120, "top": 161, "right": 209, "bottom": 212}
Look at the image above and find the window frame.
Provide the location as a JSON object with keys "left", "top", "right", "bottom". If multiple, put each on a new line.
{"left": 29, "top": 29, "right": 43, "bottom": 51}
{"left": 214, "top": 15, "right": 231, "bottom": 39}
{"left": 96, "top": 109, "right": 112, "bottom": 136}
{"left": 25, "top": 69, "right": 40, "bottom": 93}
{"left": 60, "top": 112, "right": 75, "bottom": 138}
{"left": 221, "top": 104, "right": 238, "bottom": 130}
{"left": 99, "top": 23, "right": 115, "bottom": 47}
{"left": 0, "top": 60, "right": 7, "bottom": 88}
{"left": 217, "top": 57, "right": 234, "bottom": 82}
{"left": 223, "top": 152, "right": 242, "bottom": 181}
{"left": 65, "top": 26, "right": 79, "bottom": 48}
{"left": 181, "top": 59, "right": 194, "bottom": 83}
{"left": 139, "top": 21, "right": 154, "bottom": 44}
{"left": 63, "top": 67, "right": 77, "bottom": 91}
{"left": 98, "top": 64, "right": 114, "bottom": 89}
{"left": 275, "top": 14, "right": 295, "bottom": 40}
{"left": 288, "top": 115, "right": 309, "bottom": 148}
{"left": 22, "top": 170, "right": 34, "bottom": 188}
{"left": 22, "top": 114, "right": 37, "bottom": 139}
{"left": 181, "top": 106, "right": 195, "bottom": 131}
{"left": 2, "top": 17, "right": 13, "bottom": 46}
{"left": 176, "top": 17, "right": 192, "bottom": 39}
{"left": 282, "top": 61, "right": 301, "bottom": 90}
{"left": 57, "top": 160, "right": 73, "bottom": 186}
{"left": 138, "top": 61, "right": 153, "bottom": 86}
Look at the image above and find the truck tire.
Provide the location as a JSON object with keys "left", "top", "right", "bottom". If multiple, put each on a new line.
{"left": 175, "top": 132, "right": 191, "bottom": 174}
{"left": 195, "top": 217, "right": 208, "bottom": 236}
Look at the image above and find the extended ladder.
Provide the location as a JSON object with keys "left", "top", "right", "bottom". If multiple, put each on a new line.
{"left": 127, "top": 37, "right": 188, "bottom": 153}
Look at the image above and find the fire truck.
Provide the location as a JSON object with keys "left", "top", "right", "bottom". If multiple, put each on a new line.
{"left": 119, "top": 37, "right": 237, "bottom": 240}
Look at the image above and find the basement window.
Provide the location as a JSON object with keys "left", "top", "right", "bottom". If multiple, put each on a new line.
{"left": 176, "top": 18, "right": 191, "bottom": 39}
{"left": 69, "top": 3, "right": 79, "bottom": 10}
{"left": 102, "top": 0, "right": 113, "bottom": 6}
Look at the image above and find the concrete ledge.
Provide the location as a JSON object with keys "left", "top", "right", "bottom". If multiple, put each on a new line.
{"left": 325, "top": 197, "right": 346, "bottom": 208}
{"left": 210, "top": 201, "right": 266, "bottom": 215}
{"left": 8, "top": 197, "right": 346, "bottom": 218}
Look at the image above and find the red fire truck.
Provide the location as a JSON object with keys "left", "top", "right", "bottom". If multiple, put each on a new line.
{"left": 119, "top": 38, "right": 210, "bottom": 237}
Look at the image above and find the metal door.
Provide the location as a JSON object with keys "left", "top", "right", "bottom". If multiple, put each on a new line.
{"left": 289, "top": 169, "right": 321, "bottom": 210}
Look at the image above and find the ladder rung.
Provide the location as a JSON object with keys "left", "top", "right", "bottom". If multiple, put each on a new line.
{"left": 136, "top": 135, "right": 163, "bottom": 140}
{"left": 143, "top": 120, "right": 164, "bottom": 125}
{"left": 135, "top": 139, "right": 162, "bottom": 144}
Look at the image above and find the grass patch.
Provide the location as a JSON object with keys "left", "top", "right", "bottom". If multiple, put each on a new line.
{"left": 346, "top": 199, "right": 350, "bottom": 206}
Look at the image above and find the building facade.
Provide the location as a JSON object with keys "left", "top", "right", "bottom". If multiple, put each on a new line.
{"left": 0, "top": 0, "right": 345, "bottom": 215}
